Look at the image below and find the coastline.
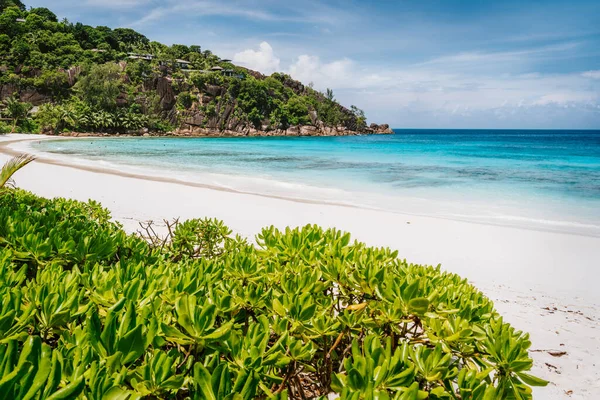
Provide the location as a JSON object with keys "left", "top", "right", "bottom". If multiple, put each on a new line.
{"left": 1, "top": 134, "right": 599, "bottom": 399}
{"left": 11, "top": 134, "right": 600, "bottom": 238}
{"left": 50, "top": 122, "right": 394, "bottom": 138}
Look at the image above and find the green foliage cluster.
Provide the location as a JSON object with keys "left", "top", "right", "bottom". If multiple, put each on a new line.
{"left": 236, "top": 75, "right": 313, "bottom": 129}
{"left": 189, "top": 71, "right": 365, "bottom": 130}
{"left": 1, "top": 3, "right": 369, "bottom": 134}
{"left": 35, "top": 100, "right": 153, "bottom": 134}
{"left": 73, "top": 63, "right": 123, "bottom": 111}
{"left": 31, "top": 64, "right": 172, "bottom": 134}
{"left": 0, "top": 5, "right": 157, "bottom": 71}
{"left": 0, "top": 94, "right": 33, "bottom": 132}
{"left": 0, "top": 4, "right": 229, "bottom": 134}
{"left": 0, "top": 186, "right": 547, "bottom": 399}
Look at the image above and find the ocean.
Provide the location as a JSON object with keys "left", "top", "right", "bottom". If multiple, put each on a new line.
{"left": 31, "top": 129, "right": 600, "bottom": 236}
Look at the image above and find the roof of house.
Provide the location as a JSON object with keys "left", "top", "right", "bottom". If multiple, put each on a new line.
{"left": 128, "top": 55, "right": 153, "bottom": 60}
{"left": 210, "top": 66, "right": 224, "bottom": 71}
{"left": 128, "top": 53, "right": 154, "bottom": 58}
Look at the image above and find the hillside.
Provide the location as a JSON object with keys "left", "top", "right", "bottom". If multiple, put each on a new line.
{"left": 0, "top": 3, "right": 392, "bottom": 136}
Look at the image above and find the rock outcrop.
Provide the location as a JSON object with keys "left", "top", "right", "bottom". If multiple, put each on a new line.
{"left": 171, "top": 72, "right": 394, "bottom": 137}
{"left": 173, "top": 122, "right": 393, "bottom": 137}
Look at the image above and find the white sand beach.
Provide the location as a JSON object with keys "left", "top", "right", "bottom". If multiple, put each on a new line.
{"left": 2, "top": 134, "right": 599, "bottom": 399}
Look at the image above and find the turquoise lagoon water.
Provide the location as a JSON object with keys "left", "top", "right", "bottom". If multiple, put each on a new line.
{"left": 32, "top": 130, "right": 600, "bottom": 236}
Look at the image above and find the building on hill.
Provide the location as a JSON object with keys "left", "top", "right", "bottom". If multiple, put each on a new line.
{"left": 222, "top": 69, "right": 245, "bottom": 79}
{"left": 175, "top": 59, "right": 191, "bottom": 69}
{"left": 128, "top": 53, "right": 154, "bottom": 61}
{"left": 194, "top": 66, "right": 244, "bottom": 79}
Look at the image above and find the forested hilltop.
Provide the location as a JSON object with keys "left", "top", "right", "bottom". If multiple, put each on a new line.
{"left": 0, "top": 1, "right": 392, "bottom": 136}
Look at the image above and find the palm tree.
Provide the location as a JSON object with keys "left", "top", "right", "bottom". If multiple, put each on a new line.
{"left": 0, "top": 154, "right": 35, "bottom": 190}
{"left": 1, "top": 95, "right": 32, "bottom": 133}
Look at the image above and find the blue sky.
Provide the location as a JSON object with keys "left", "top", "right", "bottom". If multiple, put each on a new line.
{"left": 28, "top": 0, "right": 600, "bottom": 129}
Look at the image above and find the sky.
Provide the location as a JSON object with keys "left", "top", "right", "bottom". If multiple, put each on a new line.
{"left": 28, "top": 0, "right": 600, "bottom": 129}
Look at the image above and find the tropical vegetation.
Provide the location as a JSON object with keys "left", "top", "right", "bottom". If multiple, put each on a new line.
{"left": 0, "top": 156, "right": 547, "bottom": 399}
{"left": 0, "top": 3, "right": 367, "bottom": 135}
{"left": 0, "top": 153, "right": 34, "bottom": 188}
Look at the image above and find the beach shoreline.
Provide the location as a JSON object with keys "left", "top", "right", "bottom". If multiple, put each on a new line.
{"left": 6, "top": 134, "right": 600, "bottom": 238}
{"left": 1, "top": 133, "right": 599, "bottom": 399}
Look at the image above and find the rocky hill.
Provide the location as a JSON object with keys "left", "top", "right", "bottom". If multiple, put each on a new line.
{"left": 0, "top": 3, "right": 392, "bottom": 136}
{"left": 173, "top": 70, "right": 392, "bottom": 137}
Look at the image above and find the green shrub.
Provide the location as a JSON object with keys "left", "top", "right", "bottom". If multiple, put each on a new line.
{"left": 0, "top": 94, "right": 31, "bottom": 132}
{"left": 33, "top": 70, "right": 70, "bottom": 99}
{"left": 176, "top": 91, "right": 195, "bottom": 110}
{"left": 16, "top": 116, "right": 39, "bottom": 133}
{"left": 74, "top": 63, "right": 124, "bottom": 111}
{"left": 0, "top": 188, "right": 547, "bottom": 399}
{"left": 0, "top": 121, "right": 12, "bottom": 133}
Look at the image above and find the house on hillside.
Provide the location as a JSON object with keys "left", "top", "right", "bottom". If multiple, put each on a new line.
{"left": 175, "top": 59, "right": 192, "bottom": 69}
{"left": 204, "top": 65, "right": 245, "bottom": 79}
{"left": 128, "top": 53, "right": 154, "bottom": 61}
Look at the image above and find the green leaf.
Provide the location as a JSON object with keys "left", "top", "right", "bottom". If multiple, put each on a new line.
{"left": 42, "top": 351, "right": 62, "bottom": 398}
{"left": 161, "top": 374, "right": 185, "bottom": 390}
{"left": 117, "top": 325, "right": 145, "bottom": 364}
{"left": 161, "top": 323, "right": 192, "bottom": 344}
{"left": 347, "top": 368, "right": 364, "bottom": 390}
{"left": 46, "top": 376, "right": 85, "bottom": 400}
{"left": 0, "top": 360, "right": 31, "bottom": 399}
{"left": 194, "top": 363, "right": 216, "bottom": 400}
{"left": 21, "top": 344, "right": 52, "bottom": 400}
{"left": 299, "top": 303, "right": 316, "bottom": 321}
{"left": 330, "top": 373, "right": 345, "bottom": 393}
{"left": 408, "top": 297, "right": 429, "bottom": 314}
{"left": 202, "top": 321, "right": 234, "bottom": 341}
{"left": 239, "top": 370, "right": 258, "bottom": 400}
{"left": 213, "top": 363, "right": 232, "bottom": 398}
{"left": 103, "top": 387, "right": 134, "bottom": 400}
{"left": 517, "top": 372, "right": 549, "bottom": 387}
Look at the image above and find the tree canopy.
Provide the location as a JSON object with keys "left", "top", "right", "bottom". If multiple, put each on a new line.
{"left": 0, "top": 0, "right": 25, "bottom": 12}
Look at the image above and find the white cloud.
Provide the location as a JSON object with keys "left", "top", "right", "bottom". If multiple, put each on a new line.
{"left": 532, "top": 92, "right": 597, "bottom": 106}
{"left": 233, "top": 42, "right": 281, "bottom": 75}
{"left": 582, "top": 70, "right": 600, "bottom": 79}
{"left": 287, "top": 55, "right": 367, "bottom": 90}
{"left": 287, "top": 55, "right": 331, "bottom": 86}
{"left": 421, "top": 42, "right": 580, "bottom": 67}
{"left": 130, "top": 7, "right": 167, "bottom": 26}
